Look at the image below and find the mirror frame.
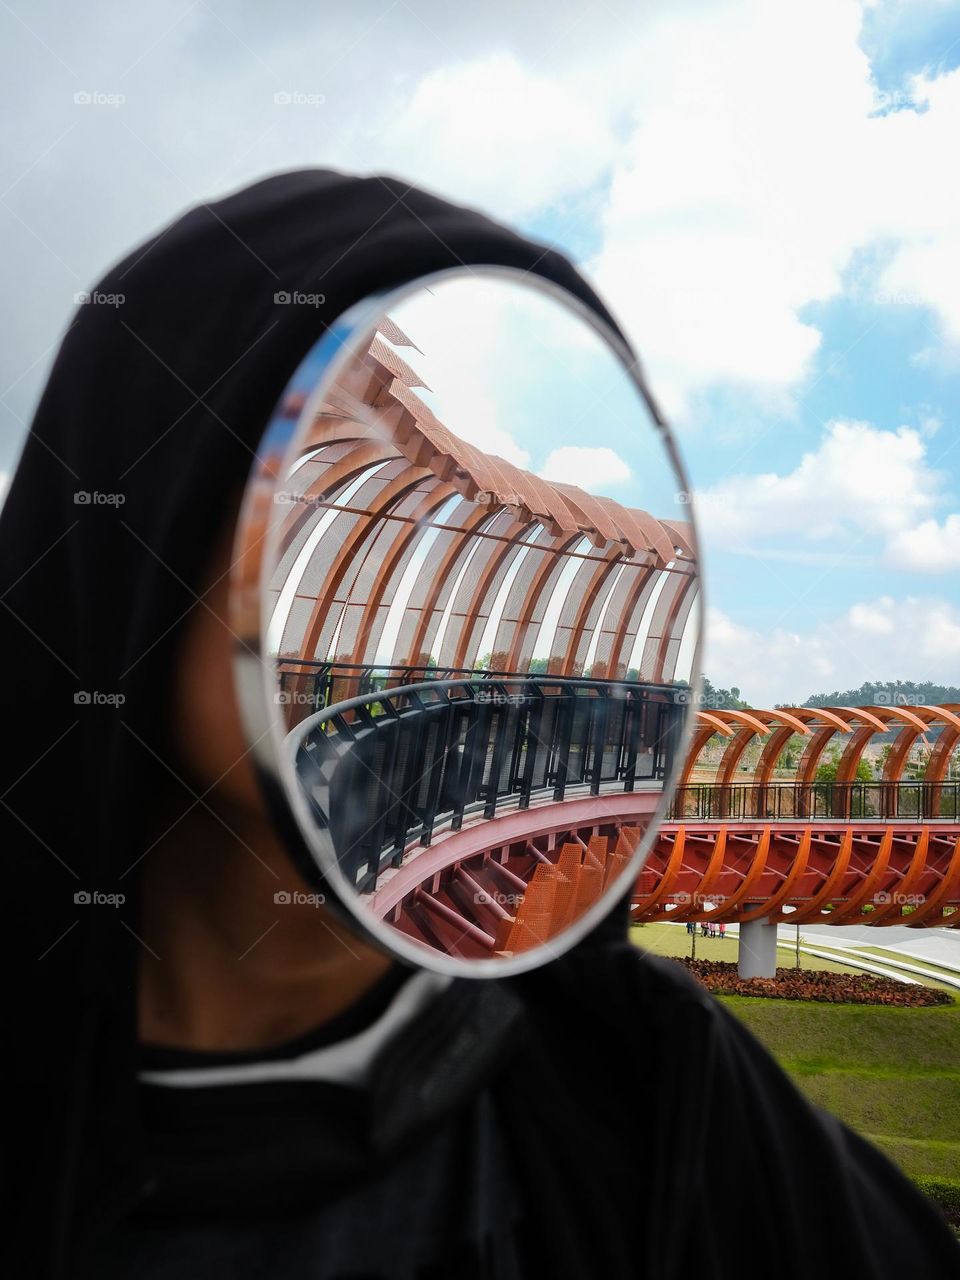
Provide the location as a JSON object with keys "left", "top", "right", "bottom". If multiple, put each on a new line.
{"left": 230, "top": 263, "right": 705, "bottom": 978}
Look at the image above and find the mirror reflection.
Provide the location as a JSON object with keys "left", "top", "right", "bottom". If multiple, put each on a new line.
{"left": 257, "top": 272, "right": 700, "bottom": 967}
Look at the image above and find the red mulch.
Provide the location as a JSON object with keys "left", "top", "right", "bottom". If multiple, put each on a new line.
{"left": 676, "top": 958, "right": 952, "bottom": 1006}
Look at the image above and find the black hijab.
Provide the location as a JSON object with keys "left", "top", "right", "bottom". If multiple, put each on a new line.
{"left": 2, "top": 170, "right": 957, "bottom": 1280}
{"left": 0, "top": 168, "right": 632, "bottom": 1277}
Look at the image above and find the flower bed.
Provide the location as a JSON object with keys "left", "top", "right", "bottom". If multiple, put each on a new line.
{"left": 677, "top": 958, "right": 952, "bottom": 1006}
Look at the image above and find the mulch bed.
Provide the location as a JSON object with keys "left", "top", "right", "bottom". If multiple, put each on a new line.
{"left": 676, "top": 958, "right": 952, "bottom": 1006}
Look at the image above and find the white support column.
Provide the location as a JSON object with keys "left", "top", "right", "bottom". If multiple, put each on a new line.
{"left": 738, "top": 917, "right": 778, "bottom": 979}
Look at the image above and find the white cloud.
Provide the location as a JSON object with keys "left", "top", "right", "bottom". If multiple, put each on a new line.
{"left": 693, "top": 420, "right": 941, "bottom": 553}
{"left": 330, "top": 0, "right": 960, "bottom": 431}
{"left": 888, "top": 513, "right": 960, "bottom": 571}
{"left": 375, "top": 52, "right": 621, "bottom": 221}
{"left": 537, "top": 445, "right": 631, "bottom": 489}
{"left": 586, "top": 0, "right": 960, "bottom": 419}
{"left": 705, "top": 595, "right": 960, "bottom": 706}
{"left": 847, "top": 599, "right": 896, "bottom": 634}
{"left": 5, "top": 0, "right": 960, "bottom": 480}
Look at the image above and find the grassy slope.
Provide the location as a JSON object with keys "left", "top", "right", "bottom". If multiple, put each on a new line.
{"left": 631, "top": 924, "right": 960, "bottom": 1187}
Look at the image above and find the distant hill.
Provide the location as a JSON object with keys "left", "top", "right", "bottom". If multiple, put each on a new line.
{"left": 801, "top": 681, "right": 960, "bottom": 709}
{"left": 698, "top": 677, "right": 752, "bottom": 710}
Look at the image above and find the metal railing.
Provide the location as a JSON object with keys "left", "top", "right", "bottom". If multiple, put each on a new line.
{"left": 670, "top": 781, "right": 960, "bottom": 822}
{"left": 293, "top": 675, "right": 686, "bottom": 894}
{"left": 275, "top": 660, "right": 670, "bottom": 725}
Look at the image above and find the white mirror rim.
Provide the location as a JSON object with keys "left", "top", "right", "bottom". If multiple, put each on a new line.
{"left": 231, "top": 264, "right": 705, "bottom": 978}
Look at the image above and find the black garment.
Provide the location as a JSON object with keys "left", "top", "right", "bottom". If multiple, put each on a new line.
{"left": 1, "top": 170, "right": 957, "bottom": 1279}
{"left": 97, "top": 950, "right": 960, "bottom": 1279}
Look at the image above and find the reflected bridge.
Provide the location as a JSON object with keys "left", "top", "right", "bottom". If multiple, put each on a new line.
{"left": 290, "top": 669, "right": 685, "bottom": 958}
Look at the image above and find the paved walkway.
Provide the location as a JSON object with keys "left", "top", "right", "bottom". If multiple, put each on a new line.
{"left": 796, "top": 923, "right": 960, "bottom": 974}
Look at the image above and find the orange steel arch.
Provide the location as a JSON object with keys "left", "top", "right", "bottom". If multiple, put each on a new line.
{"left": 675, "top": 714, "right": 736, "bottom": 792}
{"left": 753, "top": 708, "right": 852, "bottom": 790}
{"left": 272, "top": 318, "right": 698, "bottom": 679}
{"left": 678, "top": 704, "right": 960, "bottom": 789}
{"left": 631, "top": 823, "right": 960, "bottom": 927}
{"left": 883, "top": 705, "right": 960, "bottom": 783}
{"left": 717, "top": 709, "right": 811, "bottom": 787}
{"left": 361, "top": 701, "right": 960, "bottom": 948}
{"left": 926, "top": 709, "right": 960, "bottom": 815}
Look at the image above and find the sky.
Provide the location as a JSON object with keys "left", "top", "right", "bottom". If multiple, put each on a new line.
{"left": 1, "top": 0, "right": 958, "bottom": 705}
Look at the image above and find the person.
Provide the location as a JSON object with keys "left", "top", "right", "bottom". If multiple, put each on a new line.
{"left": 2, "top": 169, "right": 958, "bottom": 1280}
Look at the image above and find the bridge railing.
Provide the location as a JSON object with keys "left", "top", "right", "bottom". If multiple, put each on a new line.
{"left": 671, "top": 780, "right": 960, "bottom": 822}
{"left": 292, "top": 675, "right": 686, "bottom": 894}
{"left": 276, "top": 660, "right": 583, "bottom": 725}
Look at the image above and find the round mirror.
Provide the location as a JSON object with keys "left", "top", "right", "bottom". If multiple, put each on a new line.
{"left": 232, "top": 268, "right": 702, "bottom": 976}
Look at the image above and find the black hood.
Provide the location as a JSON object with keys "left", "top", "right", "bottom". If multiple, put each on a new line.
{"left": 0, "top": 169, "right": 633, "bottom": 1275}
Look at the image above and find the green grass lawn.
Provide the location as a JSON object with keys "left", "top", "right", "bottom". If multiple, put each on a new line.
{"left": 631, "top": 923, "right": 960, "bottom": 1200}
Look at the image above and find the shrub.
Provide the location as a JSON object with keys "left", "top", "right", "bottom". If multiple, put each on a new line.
{"left": 913, "top": 1176, "right": 960, "bottom": 1227}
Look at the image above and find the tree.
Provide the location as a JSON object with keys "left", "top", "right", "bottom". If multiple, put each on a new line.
{"left": 802, "top": 679, "right": 960, "bottom": 709}
{"left": 815, "top": 749, "right": 873, "bottom": 784}
{"left": 700, "top": 676, "right": 751, "bottom": 711}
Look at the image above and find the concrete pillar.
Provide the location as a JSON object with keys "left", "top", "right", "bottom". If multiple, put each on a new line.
{"left": 738, "top": 917, "right": 778, "bottom": 979}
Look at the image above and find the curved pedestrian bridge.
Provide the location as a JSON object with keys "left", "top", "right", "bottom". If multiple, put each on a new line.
{"left": 286, "top": 688, "right": 960, "bottom": 960}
